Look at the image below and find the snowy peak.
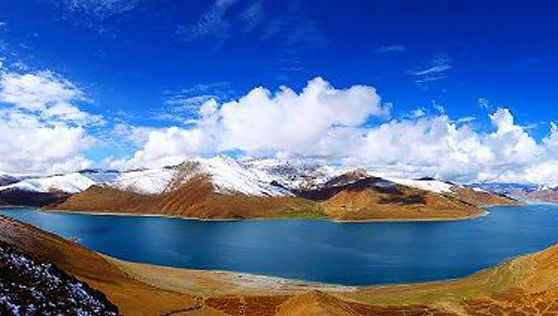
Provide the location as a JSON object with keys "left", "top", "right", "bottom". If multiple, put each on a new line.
{"left": 0, "top": 173, "right": 20, "bottom": 186}
{"left": 242, "top": 157, "right": 345, "bottom": 191}
{"left": 194, "top": 156, "right": 290, "bottom": 196}
{"left": 100, "top": 156, "right": 291, "bottom": 196}
{"left": 0, "top": 157, "right": 520, "bottom": 202}
{"left": 107, "top": 168, "right": 176, "bottom": 194}
{"left": 381, "top": 177, "right": 454, "bottom": 194}
{"left": 0, "top": 173, "right": 96, "bottom": 194}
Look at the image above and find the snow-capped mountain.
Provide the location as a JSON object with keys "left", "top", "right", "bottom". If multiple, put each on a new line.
{"left": 106, "top": 156, "right": 290, "bottom": 196}
{"left": 108, "top": 168, "right": 176, "bottom": 194}
{"left": 0, "top": 173, "right": 97, "bottom": 194}
{"left": 0, "top": 156, "right": 291, "bottom": 197}
{"left": 242, "top": 157, "right": 348, "bottom": 191}
{"left": 0, "top": 156, "right": 522, "bottom": 206}
{"left": 382, "top": 177, "right": 454, "bottom": 194}
{"left": 0, "top": 173, "right": 20, "bottom": 187}
{"left": 467, "top": 183, "right": 539, "bottom": 196}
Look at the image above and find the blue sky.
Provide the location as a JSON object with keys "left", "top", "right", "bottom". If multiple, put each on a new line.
{"left": 1, "top": 0, "right": 558, "bottom": 183}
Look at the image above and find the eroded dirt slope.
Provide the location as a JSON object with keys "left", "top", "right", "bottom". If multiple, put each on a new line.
{"left": 3, "top": 215, "right": 558, "bottom": 315}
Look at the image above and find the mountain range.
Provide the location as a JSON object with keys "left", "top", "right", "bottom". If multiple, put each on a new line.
{"left": 0, "top": 156, "right": 527, "bottom": 220}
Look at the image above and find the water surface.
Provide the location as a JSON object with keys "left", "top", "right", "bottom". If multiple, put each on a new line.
{"left": 1, "top": 205, "right": 557, "bottom": 286}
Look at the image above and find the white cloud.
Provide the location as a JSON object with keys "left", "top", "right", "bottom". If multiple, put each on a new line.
{"left": 0, "top": 68, "right": 549, "bottom": 186}
{"left": 346, "top": 108, "right": 543, "bottom": 183}
{"left": 0, "top": 109, "right": 93, "bottom": 174}
{"left": 456, "top": 116, "right": 476, "bottom": 124}
{"left": 0, "top": 71, "right": 104, "bottom": 125}
{"left": 179, "top": 0, "right": 239, "bottom": 41}
{"left": 56, "top": 0, "right": 140, "bottom": 19}
{"left": 411, "top": 108, "right": 426, "bottom": 118}
{"left": 477, "top": 97, "right": 492, "bottom": 110}
{"left": 121, "top": 77, "right": 389, "bottom": 168}
{"left": 409, "top": 54, "right": 452, "bottom": 83}
{"left": 118, "top": 77, "right": 558, "bottom": 186}
{"left": 0, "top": 69, "right": 101, "bottom": 174}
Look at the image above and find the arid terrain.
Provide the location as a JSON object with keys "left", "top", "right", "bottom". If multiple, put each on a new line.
{"left": 49, "top": 173, "right": 519, "bottom": 221}
{"left": 1, "top": 214, "right": 557, "bottom": 315}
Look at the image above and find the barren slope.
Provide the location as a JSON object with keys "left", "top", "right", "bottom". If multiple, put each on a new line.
{"left": 0, "top": 216, "right": 200, "bottom": 315}
{"left": 52, "top": 175, "right": 323, "bottom": 219}
{"left": 451, "top": 186, "right": 521, "bottom": 206}
{"left": 317, "top": 177, "right": 482, "bottom": 221}
{"left": 2, "top": 215, "right": 558, "bottom": 315}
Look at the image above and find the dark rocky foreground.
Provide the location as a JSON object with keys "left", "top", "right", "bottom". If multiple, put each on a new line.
{"left": 0, "top": 241, "right": 118, "bottom": 316}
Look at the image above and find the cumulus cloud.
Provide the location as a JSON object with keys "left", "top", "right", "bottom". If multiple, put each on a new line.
{"left": 0, "top": 69, "right": 101, "bottom": 174}
{"left": 0, "top": 71, "right": 104, "bottom": 125}
{"left": 117, "top": 78, "right": 558, "bottom": 186}
{"left": 347, "top": 108, "right": 543, "bottom": 182}
{"left": 0, "top": 67, "right": 549, "bottom": 186}
{"left": 120, "top": 77, "right": 389, "bottom": 168}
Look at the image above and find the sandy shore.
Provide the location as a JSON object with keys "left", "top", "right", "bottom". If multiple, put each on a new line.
{"left": 104, "top": 255, "right": 357, "bottom": 297}
{"left": 41, "top": 208, "right": 489, "bottom": 223}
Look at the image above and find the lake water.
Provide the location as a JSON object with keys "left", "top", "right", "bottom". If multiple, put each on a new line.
{"left": 1, "top": 205, "right": 557, "bottom": 286}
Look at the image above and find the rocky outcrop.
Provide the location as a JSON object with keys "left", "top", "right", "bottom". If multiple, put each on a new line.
{"left": 0, "top": 216, "right": 200, "bottom": 315}
{"left": 0, "top": 241, "right": 118, "bottom": 315}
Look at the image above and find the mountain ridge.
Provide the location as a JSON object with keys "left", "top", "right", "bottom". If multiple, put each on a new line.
{"left": 0, "top": 157, "right": 521, "bottom": 220}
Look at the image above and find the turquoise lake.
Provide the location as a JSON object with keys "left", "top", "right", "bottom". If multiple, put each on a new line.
{"left": 1, "top": 205, "right": 557, "bottom": 286}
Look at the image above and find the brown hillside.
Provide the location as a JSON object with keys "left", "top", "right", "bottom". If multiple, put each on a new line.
{"left": 53, "top": 175, "right": 320, "bottom": 219}
{"left": 0, "top": 216, "right": 199, "bottom": 315}
{"left": 53, "top": 174, "right": 492, "bottom": 221}
{"left": 451, "top": 186, "right": 521, "bottom": 206}
{"left": 319, "top": 178, "right": 482, "bottom": 221}
{"left": 514, "top": 188, "right": 558, "bottom": 202}
{"left": 0, "top": 189, "right": 71, "bottom": 207}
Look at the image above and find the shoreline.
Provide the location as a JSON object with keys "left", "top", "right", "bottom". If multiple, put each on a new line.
{"left": 102, "top": 251, "right": 486, "bottom": 292}
{"left": 39, "top": 208, "right": 489, "bottom": 223}
{"left": 103, "top": 254, "right": 359, "bottom": 294}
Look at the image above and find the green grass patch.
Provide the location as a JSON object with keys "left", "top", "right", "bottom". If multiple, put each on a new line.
{"left": 271, "top": 204, "right": 330, "bottom": 219}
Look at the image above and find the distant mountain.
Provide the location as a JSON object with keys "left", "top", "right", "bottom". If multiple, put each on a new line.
{"left": 467, "top": 183, "right": 540, "bottom": 196}
{"left": 0, "top": 173, "right": 20, "bottom": 187}
{"left": 0, "top": 157, "right": 521, "bottom": 218}
{"left": 467, "top": 182, "right": 558, "bottom": 203}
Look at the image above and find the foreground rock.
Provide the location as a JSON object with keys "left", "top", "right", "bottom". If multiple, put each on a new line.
{"left": 0, "top": 216, "right": 200, "bottom": 315}
{"left": 0, "top": 241, "right": 118, "bottom": 315}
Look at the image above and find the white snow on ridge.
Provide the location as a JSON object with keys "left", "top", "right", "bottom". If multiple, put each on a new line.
{"left": 0, "top": 157, "right": 468, "bottom": 196}
{"left": 106, "top": 156, "right": 291, "bottom": 196}
{"left": 194, "top": 156, "right": 291, "bottom": 196}
{"left": 242, "top": 157, "right": 345, "bottom": 190}
{"left": 109, "top": 168, "right": 175, "bottom": 194}
{"left": 472, "top": 187, "right": 487, "bottom": 192}
{"left": 383, "top": 177, "right": 454, "bottom": 194}
{"left": 0, "top": 173, "right": 96, "bottom": 194}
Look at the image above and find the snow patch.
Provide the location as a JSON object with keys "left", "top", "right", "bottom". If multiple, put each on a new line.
{"left": 383, "top": 177, "right": 453, "bottom": 194}
{"left": 0, "top": 173, "right": 96, "bottom": 194}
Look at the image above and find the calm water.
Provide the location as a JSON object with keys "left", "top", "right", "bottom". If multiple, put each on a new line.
{"left": 1, "top": 205, "right": 557, "bottom": 286}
